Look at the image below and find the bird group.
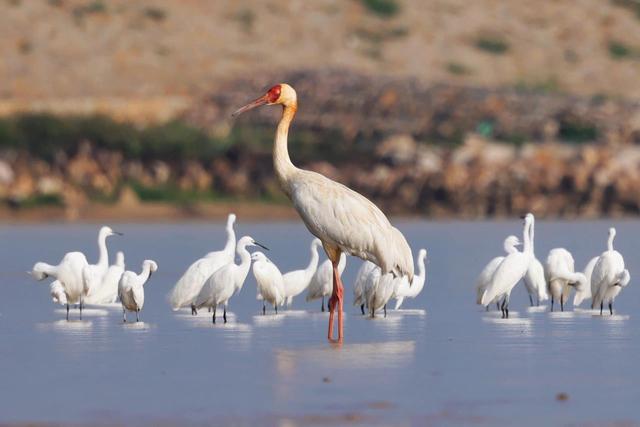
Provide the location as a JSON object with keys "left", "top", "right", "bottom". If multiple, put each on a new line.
{"left": 30, "top": 226, "right": 158, "bottom": 322}
{"left": 476, "top": 214, "right": 630, "bottom": 317}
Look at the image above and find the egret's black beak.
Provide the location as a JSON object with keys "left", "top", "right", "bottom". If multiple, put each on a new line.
{"left": 253, "top": 241, "right": 269, "bottom": 251}
{"left": 114, "top": 231, "right": 124, "bottom": 236}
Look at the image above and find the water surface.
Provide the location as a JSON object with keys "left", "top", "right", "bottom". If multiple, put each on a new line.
{"left": 1, "top": 220, "right": 639, "bottom": 426}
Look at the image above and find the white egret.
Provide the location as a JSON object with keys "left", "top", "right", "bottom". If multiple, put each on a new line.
{"left": 85, "top": 251, "right": 125, "bottom": 304}
{"left": 545, "top": 248, "right": 587, "bottom": 312}
{"left": 475, "top": 235, "right": 520, "bottom": 308}
{"left": 393, "top": 249, "right": 428, "bottom": 310}
{"left": 169, "top": 213, "right": 237, "bottom": 313}
{"left": 481, "top": 214, "right": 534, "bottom": 318}
{"left": 194, "top": 236, "right": 267, "bottom": 323}
{"left": 49, "top": 281, "right": 67, "bottom": 305}
{"left": 353, "top": 260, "right": 379, "bottom": 315}
{"left": 82, "top": 226, "right": 122, "bottom": 298}
{"left": 523, "top": 217, "right": 548, "bottom": 306}
{"left": 233, "top": 83, "right": 413, "bottom": 341}
{"left": 305, "top": 253, "right": 347, "bottom": 312}
{"left": 31, "top": 252, "right": 88, "bottom": 319}
{"left": 591, "top": 228, "right": 630, "bottom": 315}
{"left": 252, "top": 252, "right": 286, "bottom": 314}
{"left": 282, "top": 238, "right": 322, "bottom": 307}
{"left": 573, "top": 256, "right": 598, "bottom": 307}
{"left": 118, "top": 260, "right": 158, "bottom": 322}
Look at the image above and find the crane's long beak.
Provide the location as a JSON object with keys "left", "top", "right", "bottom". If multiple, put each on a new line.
{"left": 231, "top": 94, "right": 269, "bottom": 118}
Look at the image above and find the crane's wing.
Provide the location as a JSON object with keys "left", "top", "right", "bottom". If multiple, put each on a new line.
{"left": 291, "top": 170, "right": 413, "bottom": 279}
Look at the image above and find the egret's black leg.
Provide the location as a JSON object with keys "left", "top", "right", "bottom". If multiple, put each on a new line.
{"left": 136, "top": 310, "right": 139, "bottom": 322}
{"left": 223, "top": 306, "right": 227, "bottom": 323}
{"left": 500, "top": 299, "right": 506, "bottom": 318}
{"left": 609, "top": 303, "right": 613, "bottom": 316}
{"left": 262, "top": 302, "right": 266, "bottom": 315}
{"left": 485, "top": 305, "right": 489, "bottom": 312}
{"left": 321, "top": 297, "right": 325, "bottom": 312}
{"left": 529, "top": 294, "right": 534, "bottom": 307}
{"left": 560, "top": 295, "right": 564, "bottom": 312}
{"left": 551, "top": 297, "right": 554, "bottom": 312}
{"left": 213, "top": 306, "right": 216, "bottom": 324}
{"left": 275, "top": 304, "right": 278, "bottom": 315}
{"left": 191, "top": 304, "right": 197, "bottom": 316}
{"left": 600, "top": 302, "right": 604, "bottom": 316}
{"left": 384, "top": 304, "right": 387, "bottom": 318}
{"left": 360, "top": 304, "right": 365, "bottom": 315}
{"left": 66, "top": 304, "right": 70, "bottom": 321}
{"left": 79, "top": 299, "right": 83, "bottom": 320}
{"left": 123, "top": 308, "right": 126, "bottom": 323}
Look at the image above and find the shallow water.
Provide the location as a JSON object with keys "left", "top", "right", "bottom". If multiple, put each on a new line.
{"left": 1, "top": 220, "right": 639, "bottom": 426}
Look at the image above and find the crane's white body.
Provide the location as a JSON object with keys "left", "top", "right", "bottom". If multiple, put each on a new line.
{"left": 85, "top": 251, "right": 125, "bottom": 304}
{"left": 49, "top": 281, "right": 67, "bottom": 305}
{"left": 82, "top": 226, "right": 120, "bottom": 298}
{"left": 475, "top": 236, "right": 520, "bottom": 305}
{"left": 393, "top": 249, "right": 428, "bottom": 310}
{"left": 282, "top": 238, "right": 322, "bottom": 307}
{"left": 194, "top": 236, "right": 258, "bottom": 319}
{"left": 545, "top": 248, "right": 587, "bottom": 311}
{"left": 573, "top": 256, "right": 598, "bottom": 307}
{"left": 252, "top": 252, "right": 286, "bottom": 312}
{"left": 32, "top": 252, "right": 88, "bottom": 305}
{"left": 591, "top": 228, "right": 630, "bottom": 314}
{"left": 305, "top": 253, "right": 346, "bottom": 304}
{"left": 119, "top": 260, "right": 157, "bottom": 322}
{"left": 481, "top": 214, "right": 534, "bottom": 316}
{"left": 169, "top": 214, "right": 236, "bottom": 310}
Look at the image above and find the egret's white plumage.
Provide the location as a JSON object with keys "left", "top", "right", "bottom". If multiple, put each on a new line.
{"left": 49, "top": 281, "right": 67, "bottom": 305}
{"left": 481, "top": 214, "right": 534, "bottom": 317}
{"left": 305, "top": 253, "right": 346, "bottom": 311}
{"left": 118, "top": 260, "right": 158, "bottom": 322}
{"left": 522, "top": 217, "right": 548, "bottom": 306}
{"left": 194, "top": 236, "right": 264, "bottom": 323}
{"left": 282, "top": 238, "right": 322, "bottom": 307}
{"left": 353, "top": 260, "right": 379, "bottom": 314}
{"left": 82, "top": 226, "right": 121, "bottom": 297}
{"left": 393, "top": 249, "right": 428, "bottom": 310}
{"left": 85, "top": 251, "right": 125, "bottom": 304}
{"left": 169, "top": 213, "right": 236, "bottom": 312}
{"left": 475, "top": 235, "right": 520, "bottom": 306}
{"left": 591, "top": 228, "right": 630, "bottom": 315}
{"left": 573, "top": 256, "right": 598, "bottom": 307}
{"left": 31, "top": 251, "right": 88, "bottom": 319}
{"left": 252, "top": 252, "right": 286, "bottom": 314}
{"left": 545, "top": 248, "right": 587, "bottom": 312}
{"left": 232, "top": 83, "right": 413, "bottom": 340}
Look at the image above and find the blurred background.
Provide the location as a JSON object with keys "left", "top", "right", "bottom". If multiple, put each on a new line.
{"left": 2, "top": 0, "right": 640, "bottom": 221}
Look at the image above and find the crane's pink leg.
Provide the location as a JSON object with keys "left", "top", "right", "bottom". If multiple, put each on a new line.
{"left": 327, "top": 262, "right": 344, "bottom": 342}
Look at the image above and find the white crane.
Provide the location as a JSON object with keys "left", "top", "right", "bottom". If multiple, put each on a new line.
{"left": 282, "top": 238, "right": 322, "bottom": 307}
{"left": 481, "top": 214, "right": 534, "bottom": 318}
{"left": 591, "top": 227, "right": 630, "bottom": 315}
{"left": 85, "top": 251, "right": 125, "bottom": 304}
{"left": 573, "top": 256, "right": 598, "bottom": 307}
{"left": 194, "top": 236, "right": 267, "bottom": 323}
{"left": 31, "top": 252, "right": 88, "bottom": 319}
{"left": 169, "top": 213, "right": 237, "bottom": 313}
{"left": 544, "top": 248, "right": 587, "bottom": 312}
{"left": 252, "top": 252, "right": 286, "bottom": 314}
{"left": 393, "top": 248, "right": 428, "bottom": 310}
{"left": 118, "top": 260, "right": 158, "bottom": 322}
{"left": 82, "top": 226, "right": 122, "bottom": 299}
{"left": 305, "top": 253, "right": 347, "bottom": 312}
{"left": 232, "top": 83, "right": 413, "bottom": 341}
{"left": 475, "top": 235, "right": 521, "bottom": 309}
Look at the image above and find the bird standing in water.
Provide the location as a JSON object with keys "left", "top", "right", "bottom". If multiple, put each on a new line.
{"left": 232, "top": 84, "right": 414, "bottom": 341}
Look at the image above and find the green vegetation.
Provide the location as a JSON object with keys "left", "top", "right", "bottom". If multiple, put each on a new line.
{"left": 233, "top": 9, "right": 255, "bottom": 33}
{"left": 353, "top": 26, "right": 408, "bottom": 60}
{"left": 143, "top": 7, "right": 167, "bottom": 22}
{"left": 73, "top": 1, "right": 107, "bottom": 20}
{"left": 446, "top": 62, "right": 470, "bottom": 75}
{"left": 611, "top": 0, "right": 640, "bottom": 19}
{"left": 608, "top": 40, "right": 636, "bottom": 59}
{"left": 12, "top": 194, "right": 64, "bottom": 209}
{"left": 474, "top": 35, "right": 509, "bottom": 54}
{"left": 514, "top": 78, "right": 560, "bottom": 94}
{"left": 558, "top": 119, "right": 598, "bottom": 143}
{"left": 360, "top": 0, "right": 400, "bottom": 17}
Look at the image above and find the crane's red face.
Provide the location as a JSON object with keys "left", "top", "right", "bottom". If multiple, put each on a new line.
{"left": 232, "top": 84, "right": 282, "bottom": 117}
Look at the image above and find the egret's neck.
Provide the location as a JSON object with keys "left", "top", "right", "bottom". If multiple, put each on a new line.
{"left": 223, "top": 222, "right": 236, "bottom": 256}
{"left": 306, "top": 243, "right": 320, "bottom": 273}
{"left": 529, "top": 218, "right": 535, "bottom": 255}
{"left": 235, "top": 244, "right": 252, "bottom": 290}
{"left": 417, "top": 255, "right": 426, "bottom": 279}
{"left": 522, "top": 221, "right": 532, "bottom": 254}
{"left": 138, "top": 264, "right": 152, "bottom": 285}
{"left": 34, "top": 262, "right": 57, "bottom": 278}
{"left": 97, "top": 233, "right": 109, "bottom": 269}
{"left": 274, "top": 104, "right": 298, "bottom": 196}
{"left": 607, "top": 233, "right": 615, "bottom": 251}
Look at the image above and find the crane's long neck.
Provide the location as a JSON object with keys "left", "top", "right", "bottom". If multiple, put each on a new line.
{"left": 306, "top": 242, "right": 320, "bottom": 274}
{"left": 97, "top": 232, "right": 109, "bottom": 269}
{"left": 274, "top": 104, "right": 298, "bottom": 196}
{"left": 235, "top": 243, "right": 252, "bottom": 291}
{"left": 223, "top": 221, "right": 236, "bottom": 257}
